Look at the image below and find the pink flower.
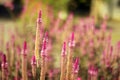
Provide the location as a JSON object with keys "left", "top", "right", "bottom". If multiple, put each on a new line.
{"left": 73, "top": 57, "right": 79, "bottom": 73}
{"left": 41, "top": 40, "right": 47, "bottom": 57}
{"left": 69, "top": 32, "right": 75, "bottom": 48}
{"left": 41, "top": 32, "right": 48, "bottom": 57}
{"left": 38, "top": 10, "right": 42, "bottom": 18}
{"left": 48, "top": 70, "right": 53, "bottom": 78}
{"left": 37, "top": 10, "right": 42, "bottom": 23}
{"left": 43, "top": 32, "right": 48, "bottom": 43}
{"left": 77, "top": 77, "right": 82, "bottom": 80}
{"left": 21, "top": 41, "right": 27, "bottom": 56}
{"left": 61, "top": 42, "right": 67, "bottom": 57}
{"left": 1, "top": 54, "right": 8, "bottom": 69}
{"left": 88, "top": 65, "right": 98, "bottom": 76}
{"left": 31, "top": 55, "right": 36, "bottom": 65}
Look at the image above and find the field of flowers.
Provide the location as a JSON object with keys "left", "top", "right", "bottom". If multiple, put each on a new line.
{"left": 0, "top": 1, "right": 120, "bottom": 80}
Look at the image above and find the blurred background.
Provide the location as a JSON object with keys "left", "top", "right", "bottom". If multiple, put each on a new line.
{"left": 0, "top": 0, "right": 120, "bottom": 42}
{"left": 0, "top": 0, "right": 120, "bottom": 79}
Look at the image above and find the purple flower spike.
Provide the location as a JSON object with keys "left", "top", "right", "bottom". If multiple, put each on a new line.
{"left": 41, "top": 39, "right": 47, "bottom": 57}
{"left": 73, "top": 57, "right": 79, "bottom": 73}
{"left": 69, "top": 32, "right": 75, "bottom": 48}
{"left": 31, "top": 55, "right": 36, "bottom": 65}
{"left": 37, "top": 10, "right": 42, "bottom": 23}
{"left": 1, "top": 54, "right": 8, "bottom": 68}
{"left": 41, "top": 32, "right": 49, "bottom": 57}
{"left": 38, "top": 10, "right": 42, "bottom": 18}
{"left": 21, "top": 41, "right": 27, "bottom": 56}
{"left": 43, "top": 32, "right": 48, "bottom": 43}
{"left": 61, "top": 42, "right": 66, "bottom": 57}
{"left": 88, "top": 65, "right": 98, "bottom": 76}
{"left": 2, "top": 54, "right": 6, "bottom": 63}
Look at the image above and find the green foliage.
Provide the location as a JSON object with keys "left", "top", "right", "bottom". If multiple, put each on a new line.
{"left": 41, "top": 0, "right": 69, "bottom": 11}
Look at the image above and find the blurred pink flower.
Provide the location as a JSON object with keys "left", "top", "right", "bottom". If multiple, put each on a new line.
{"left": 61, "top": 42, "right": 67, "bottom": 57}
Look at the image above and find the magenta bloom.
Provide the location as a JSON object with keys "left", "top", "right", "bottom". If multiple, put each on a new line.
{"left": 21, "top": 41, "right": 27, "bottom": 56}
{"left": 61, "top": 42, "right": 67, "bottom": 57}
{"left": 73, "top": 57, "right": 79, "bottom": 73}
{"left": 41, "top": 32, "right": 48, "bottom": 57}
{"left": 41, "top": 40, "right": 47, "bottom": 57}
{"left": 77, "top": 77, "right": 82, "bottom": 80}
{"left": 37, "top": 10, "right": 42, "bottom": 23}
{"left": 31, "top": 55, "right": 36, "bottom": 65}
{"left": 43, "top": 32, "right": 48, "bottom": 43}
{"left": 38, "top": 10, "right": 42, "bottom": 18}
{"left": 69, "top": 32, "right": 75, "bottom": 48}
{"left": 88, "top": 65, "right": 98, "bottom": 76}
{"left": 1, "top": 54, "right": 8, "bottom": 69}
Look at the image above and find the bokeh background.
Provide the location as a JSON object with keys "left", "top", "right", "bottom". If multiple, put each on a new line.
{"left": 0, "top": 0, "right": 120, "bottom": 43}
{"left": 0, "top": 0, "right": 120, "bottom": 79}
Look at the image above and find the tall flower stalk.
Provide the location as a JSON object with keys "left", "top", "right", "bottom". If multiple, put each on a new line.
{"left": 21, "top": 41, "right": 28, "bottom": 80}
{"left": 10, "top": 35, "right": 15, "bottom": 68}
{"left": 15, "top": 61, "right": 20, "bottom": 80}
{"left": 66, "top": 32, "right": 75, "bottom": 80}
{"left": 35, "top": 10, "right": 42, "bottom": 67}
{"left": 40, "top": 32, "right": 48, "bottom": 80}
{"left": 31, "top": 55, "right": 37, "bottom": 79}
{"left": 60, "top": 42, "right": 67, "bottom": 80}
{"left": 6, "top": 42, "right": 11, "bottom": 73}
{"left": 72, "top": 57, "right": 79, "bottom": 80}
{"left": 1, "top": 54, "right": 8, "bottom": 80}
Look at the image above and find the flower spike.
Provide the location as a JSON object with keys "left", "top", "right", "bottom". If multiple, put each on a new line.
{"left": 61, "top": 42, "right": 67, "bottom": 56}
{"left": 69, "top": 32, "right": 75, "bottom": 48}
{"left": 73, "top": 57, "right": 79, "bottom": 73}
{"left": 21, "top": 41, "right": 27, "bottom": 56}
{"left": 31, "top": 55, "right": 36, "bottom": 65}
{"left": 37, "top": 10, "right": 42, "bottom": 23}
{"left": 38, "top": 10, "right": 42, "bottom": 18}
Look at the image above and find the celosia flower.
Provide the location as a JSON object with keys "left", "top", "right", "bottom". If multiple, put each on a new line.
{"left": 21, "top": 41, "right": 27, "bottom": 56}
{"left": 43, "top": 32, "right": 48, "bottom": 43}
{"left": 31, "top": 55, "right": 36, "bottom": 65}
{"left": 77, "top": 77, "right": 82, "bottom": 80}
{"left": 73, "top": 57, "right": 79, "bottom": 74}
{"left": 41, "top": 32, "right": 48, "bottom": 57}
{"left": 37, "top": 10, "right": 42, "bottom": 23}
{"left": 88, "top": 65, "right": 98, "bottom": 76}
{"left": 48, "top": 70, "right": 54, "bottom": 78}
{"left": 69, "top": 32, "right": 75, "bottom": 48}
{"left": 1, "top": 54, "right": 8, "bottom": 69}
{"left": 61, "top": 42, "right": 66, "bottom": 57}
{"left": 41, "top": 40, "right": 47, "bottom": 57}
